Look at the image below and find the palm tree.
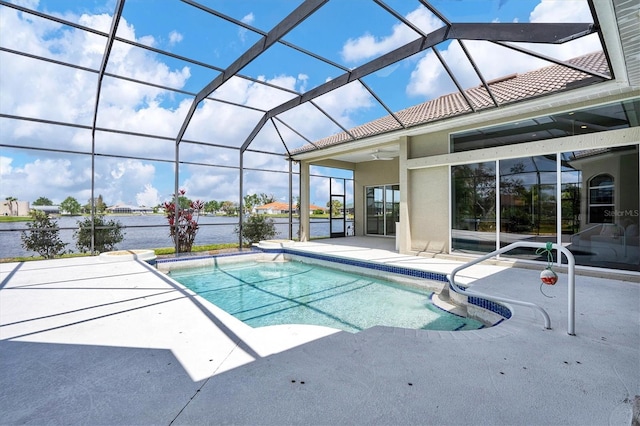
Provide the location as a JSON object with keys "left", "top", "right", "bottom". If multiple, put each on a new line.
{"left": 5, "top": 196, "right": 17, "bottom": 216}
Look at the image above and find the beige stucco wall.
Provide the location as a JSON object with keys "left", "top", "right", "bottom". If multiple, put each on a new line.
{"left": 0, "top": 200, "right": 30, "bottom": 216}
{"left": 407, "top": 166, "right": 450, "bottom": 253}
{"left": 408, "top": 130, "right": 449, "bottom": 158}
{"left": 354, "top": 159, "right": 399, "bottom": 236}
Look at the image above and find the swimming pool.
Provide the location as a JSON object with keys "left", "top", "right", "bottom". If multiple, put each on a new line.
{"left": 168, "top": 257, "right": 486, "bottom": 333}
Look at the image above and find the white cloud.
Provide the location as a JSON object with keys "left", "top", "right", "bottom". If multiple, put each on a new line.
{"left": 241, "top": 12, "right": 255, "bottom": 25}
{"left": 341, "top": 7, "right": 442, "bottom": 64}
{"left": 168, "top": 30, "right": 183, "bottom": 46}
{"left": 2, "top": 4, "right": 346, "bottom": 141}
{"left": 136, "top": 184, "right": 161, "bottom": 207}
{"left": 313, "top": 80, "right": 375, "bottom": 127}
{"left": 182, "top": 170, "right": 240, "bottom": 203}
{"left": 0, "top": 156, "right": 13, "bottom": 176}
{"left": 529, "top": 0, "right": 592, "bottom": 23}
{"left": 0, "top": 150, "right": 167, "bottom": 206}
{"left": 0, "top": 6, "right": 193, "bottom": 155}
{"left": 405, "top": 0, "right": 600, "bottom": 99}
{"left": 0, "top": 157, "right": 89, "bottom": 204}
{"left": 237, "top": 12, "right": 255, "bottom": 42}
{"left": 12, "top": 0, "right": 39, "bottom": 8}
{"left": 92, "top": 159, "right": 158, "bottom": 205}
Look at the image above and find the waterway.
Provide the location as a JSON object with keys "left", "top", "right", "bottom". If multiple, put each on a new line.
{"left": 0, "top": 215, "right": 333, "bottom": 259}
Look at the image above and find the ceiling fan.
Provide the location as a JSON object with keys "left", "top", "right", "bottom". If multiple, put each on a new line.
{"left": 371, "top": 149, "right": 396, "bottom": 161}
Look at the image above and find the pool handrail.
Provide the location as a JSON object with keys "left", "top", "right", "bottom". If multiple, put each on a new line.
{"left": 446, "top": 241, "right": 576, "bottom": 335}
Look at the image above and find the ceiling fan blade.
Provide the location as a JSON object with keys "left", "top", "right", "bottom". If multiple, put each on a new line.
{"left": 372, "top": 154, "right": 393, "bottom": 160}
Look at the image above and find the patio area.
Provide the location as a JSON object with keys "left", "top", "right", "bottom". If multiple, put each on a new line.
{"left": 1, "top": 238, "right": 638, "bottom": 425}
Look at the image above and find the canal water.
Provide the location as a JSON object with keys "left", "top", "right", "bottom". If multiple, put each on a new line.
{"left": 0, "top": 215, "right": 331, "bottom": 259}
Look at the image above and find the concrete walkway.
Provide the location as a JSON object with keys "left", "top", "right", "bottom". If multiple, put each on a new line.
{"left": 1, "top": 239, "right": 638, "bottom": 425}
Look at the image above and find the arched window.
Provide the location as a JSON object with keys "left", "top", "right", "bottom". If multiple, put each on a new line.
{"left": 588, "top": 174, "right": 614, "bottom": 223}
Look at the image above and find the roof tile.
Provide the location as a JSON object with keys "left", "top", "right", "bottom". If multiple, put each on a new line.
{"left": 293, "top": 51, "right": 610, "bottom": 155}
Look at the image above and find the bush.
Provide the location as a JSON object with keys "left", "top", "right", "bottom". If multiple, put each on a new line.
{"left": 235, "top": 214, "right": 279, "bottom": 244}
{"left": 75, "top": 215, "right": 125, "bottom": 254}
{"left": 21, "top": 210, "right": 67, "bottom": 259}
{"left": 163, "top": 190, "right": 204, "bottom": 253}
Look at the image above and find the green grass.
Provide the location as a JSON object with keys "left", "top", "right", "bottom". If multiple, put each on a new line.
{"left": 0, "top": 216, "right": 31, "bottom": 223}
{"left": 154, "top": 243, "right": 241, "bottom": 256}
{"left": 1, "top": 243, "right": 243, "bottom": 263}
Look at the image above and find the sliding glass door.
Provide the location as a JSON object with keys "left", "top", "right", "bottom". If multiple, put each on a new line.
{"left": 451, "top": 162, "right": 496, "bottom": 253}
{"left": 366, "top": 184, "right": 399, "bottom": 236}
{"left": 451, "top": 145, "right": 639, "bottom": 271}
{"left": 499, "top": 155, "right": 557, "bottom": 260}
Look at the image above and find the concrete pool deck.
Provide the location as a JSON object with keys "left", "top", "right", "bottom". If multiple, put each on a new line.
{"left": 1, "top": 237, "right": 638, "bottom": 425}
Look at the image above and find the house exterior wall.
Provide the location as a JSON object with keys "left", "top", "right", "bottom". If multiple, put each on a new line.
{"left": 403, "top": 120, "right": 639, "bottom": 263}
{"left": 408, "top": 130, "right": 449, "bottom": 158}
{"left": 0, "top": 200, "right": 30, "bottom": 216}
{"left": 408, "top": 166, "right": 450, "bottom": 253}
{"left": 298, "top": 92, "right": 639, "bottom": 273}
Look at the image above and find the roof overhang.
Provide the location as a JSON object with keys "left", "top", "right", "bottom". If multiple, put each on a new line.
{"left": 291, "top": 0, "right": 639, "bottom": 164}
{"left": 292, "top": 79, "right": 638, "bottom": 164}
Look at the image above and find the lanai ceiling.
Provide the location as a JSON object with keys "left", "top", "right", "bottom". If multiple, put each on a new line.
{"left": 0, "top": 0, "right": 638, "bottom": 203}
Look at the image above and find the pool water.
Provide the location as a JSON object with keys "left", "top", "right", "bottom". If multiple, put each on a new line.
{"left": 169, "top": 260, "right": 485, "bottom": 333}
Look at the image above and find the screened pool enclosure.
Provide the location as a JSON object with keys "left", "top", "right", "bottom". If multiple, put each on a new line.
{"left": 1, "top": 0, "right": 636, "bottom": 261}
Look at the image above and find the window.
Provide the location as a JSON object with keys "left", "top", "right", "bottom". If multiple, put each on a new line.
{"left": 365, "top": 185, "right": 399, "bottom": 236}
{"left": 450, "top": 99, "right": 640, "bottom": 153}
{"left": 588, "top": 174, "right": 614, "bottom": 223}
{"left": 451, "top": 146, "right": 638, "bottom": 271}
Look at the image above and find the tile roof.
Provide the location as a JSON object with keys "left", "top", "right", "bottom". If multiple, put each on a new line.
{"left": 255, "top": 201, "right": 292, "bottom": 211}
{"left": 293, "top": 51, "right": 610, "bottom": 155}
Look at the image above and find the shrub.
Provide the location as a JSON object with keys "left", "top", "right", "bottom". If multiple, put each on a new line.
{"left": 163, "top": 190, "right": 204, "bottom": 253}
{"left": 235, "top": 214, "right": 279, "bottom": 244}
{"left": 21, "top": 210, "right": 67, "bottom": 259}
{"left": 75, "top": 215, "right": 125, "bottom": 254}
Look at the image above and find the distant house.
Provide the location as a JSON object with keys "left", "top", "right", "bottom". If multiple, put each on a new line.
{"left": 0, "top": 200, "right": 30, "bottom": 216}
{"left": 254, "top": 201, "right": 291, "bottom": 215}
{"left": 309, "top": 204, "right": 326, "bottom": 214}
{"left": 254, "top": 202, "right": 326, "bottom": 215}
{"left": 106, "top": 204, "right": 153, "bottom": 214}
{"left": 31, "top": 205, "right": 60, "bottom": 215}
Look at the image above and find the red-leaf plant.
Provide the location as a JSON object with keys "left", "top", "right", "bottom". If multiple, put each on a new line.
{"left": 163, "top": 189, "right": 204, "bottom": 253}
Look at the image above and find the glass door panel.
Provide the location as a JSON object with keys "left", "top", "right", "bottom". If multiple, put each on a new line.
{"left": 385, "top": 185, "right": 400, "bottom": 236}
{"left": 564, "top": 145, "right": 639, "bottom": 271}
{"left": 366, "top": 187, "right": 383, "bottom": 235}
{"left": 330, "top": 194, "right": 345, "bottom": 237}
{"left": 499, "top": 155, "right": 557, "bottom": 261}
{"left": 451, "top": 162, "right": 497, "bottom": 253}
{"left": 366, "top": 185, "right": 398, "bottom": 236}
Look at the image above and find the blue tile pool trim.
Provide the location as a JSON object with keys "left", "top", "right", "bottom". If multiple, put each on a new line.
{"left": 467, "top": 296, "right": 512, "bottom": 319}
{"left": 272, "top": 247, "right": 450, "bottom": 282}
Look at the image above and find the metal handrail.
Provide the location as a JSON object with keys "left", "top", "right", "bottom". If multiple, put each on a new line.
{"left": 447, "top": 241, "right": 576, "bottom": 335}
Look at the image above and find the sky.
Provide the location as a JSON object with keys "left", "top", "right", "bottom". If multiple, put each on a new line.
{"left": 0, "top": 0, "right": 601, "bottom": 208}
